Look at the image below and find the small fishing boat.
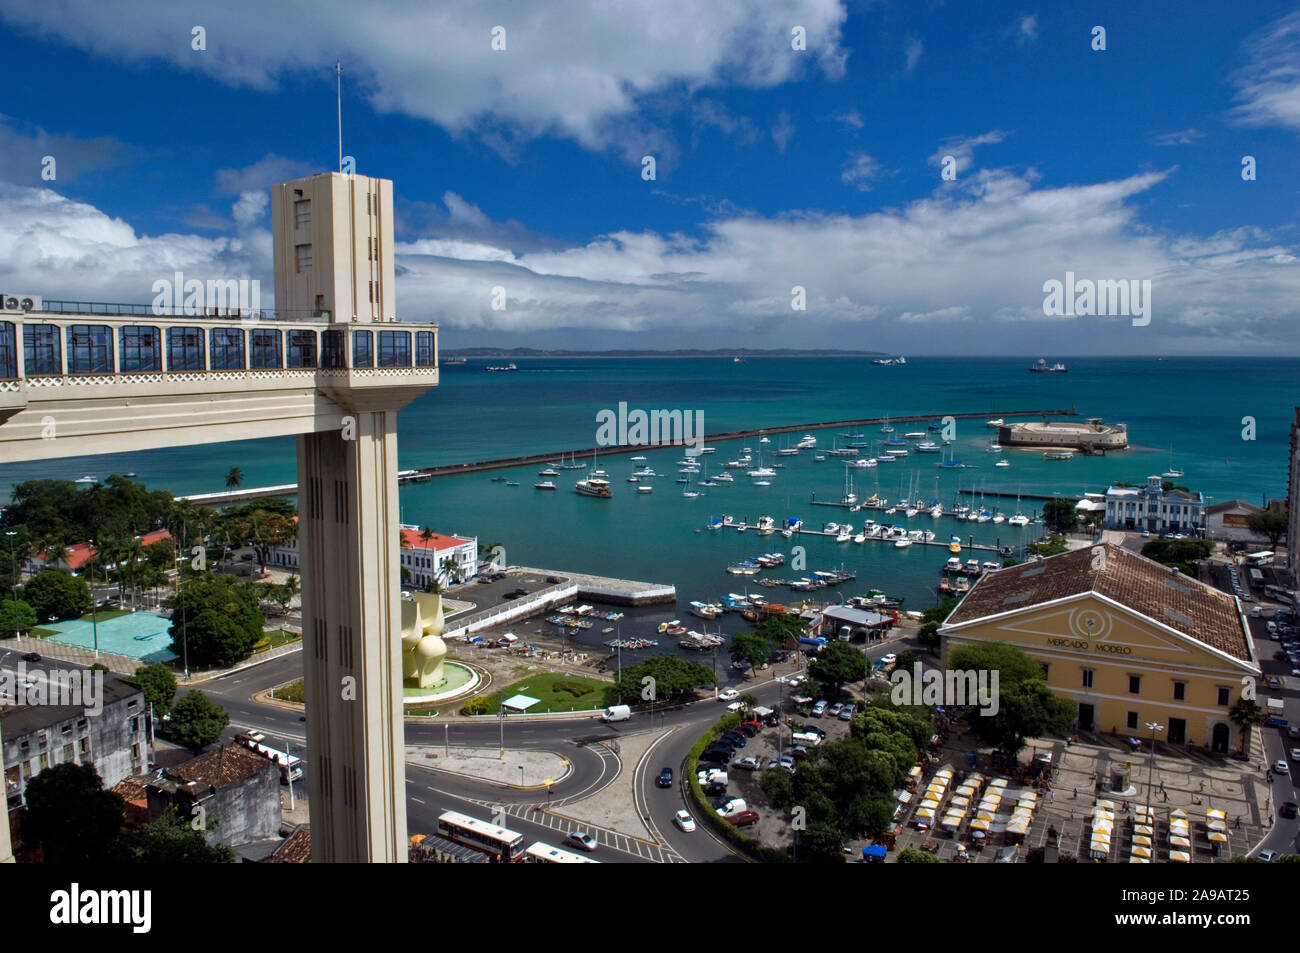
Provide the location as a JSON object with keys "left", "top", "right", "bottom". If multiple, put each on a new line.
{"left": 535, "top": 481, "right": 557, "bottom": 490}
{"left": 637, "top": 485, "right": 653, "bottom": 493}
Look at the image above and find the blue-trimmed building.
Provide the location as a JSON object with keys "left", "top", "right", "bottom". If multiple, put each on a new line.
{"left": 1105, "top": 475, "right": 1205, "bottom": 535}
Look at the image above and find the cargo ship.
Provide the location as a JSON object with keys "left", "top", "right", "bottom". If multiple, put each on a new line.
{"left": 1029, "top": 358, "right": 1068, "bottom": 373}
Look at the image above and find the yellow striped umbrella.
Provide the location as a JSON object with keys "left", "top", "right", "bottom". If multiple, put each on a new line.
{"left": 1129, "top": 856, "right": 1150, "bottom": 863}
{"left": 1096, "top": 799, "right": 1116, "bottom": 810}
{"left": 1206, "top": 809, "right": 1226, "bottom": 820}
{"left": 1132, "top": 834, "right": 1152, "bottom": 847}
{"left": 1135, "top": 824, "right": 1154, "bottom": 836}
{"left": 976, "top": 811, "right": 996, "bottom": 822}
{"left": 1170, "top": 835, "right": 1191, "bottom": 849}
{"left": 1170, "top": 849, "right": 1191, "bottom": 862}
{"left": 1208, "top": 831, "right": 1228, "bottom": 843}
{"left": 915, "top": 807, "right": 935, "bottom": 819}
{"left": 1206, "top": 819, "right": 1227, "bottom": 832}
{"left": 1171, "top": 808, "right": 1188, "bottom": 819}
{"left": 1131, "top": 845, "right": 1152, "bottom": 858}
{"left": 970, "top": 818, "right": 990, "bottom": 831}
{"left": 1093, "top": 819, "right": 1114, "bottom": 834}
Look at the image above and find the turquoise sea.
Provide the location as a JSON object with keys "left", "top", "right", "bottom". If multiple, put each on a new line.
{"left": 3, "top": 357, "right": 1298, "bottom": 647}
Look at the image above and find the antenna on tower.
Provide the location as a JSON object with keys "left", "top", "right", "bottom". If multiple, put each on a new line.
{"left": 336, "top": 60, "right": 344, "bottom": 173}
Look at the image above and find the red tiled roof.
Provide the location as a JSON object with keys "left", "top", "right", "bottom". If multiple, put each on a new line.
{"left": 399, "top": 529, "right": 472, "bottom": 551}
{"left": 138, "top": 529, "right": 172, "bottom": 547}
{"left": 943, "top": 543, "right": 1253, "bottom": 663}
{"left": 265, "top": 826, "right": 311, "bottom": 863}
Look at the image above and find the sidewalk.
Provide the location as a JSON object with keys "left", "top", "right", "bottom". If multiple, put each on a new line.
{"left": 406, "top": 745, "right": 571, "bottom": 788}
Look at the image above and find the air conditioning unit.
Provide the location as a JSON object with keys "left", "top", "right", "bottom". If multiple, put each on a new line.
{"left": 0, "top": 294, "right": 41, "bottom": 313}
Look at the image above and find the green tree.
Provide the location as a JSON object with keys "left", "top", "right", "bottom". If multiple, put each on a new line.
{"left": 20, "top": 762, "right": 124, "bottom": 863}
{"left": 169, "top": 574, "right": 264, "bottom": 667}
{"left": 167, "top": 691, "right": 230, "bottom": 752}
{"left": 949, "top": 642, "right": 1074, "bottom": 760}
{"left": 132, "top": 662, "right": 178, "bottom": 718}
{"left": 1229, "top": 698, "right": 1267, "bottom": 756}
{"left": 611, "top": 655, "right": 715, "bottom": 701}
{"left": 1041, "top": 499, "right": 1080, "bottom": 534}
{"left": 809, "top": 642, "right": 867, "bottom": 697}
{"left": 948, "top": 642, "right": 1046, "bottom": 688}
{"left": 22, "top": 569, "right": 91, "bottom": 621}
{"left": 759, "top": 765, "right": 795, "bottom": 808}
{"left": 896, "top": 847, "right": 940, "bottom": 863}
{"left": 1140, "top": 538, "right": 1214, "bottom": 574}
{"left": 729, "top": 630, "right": 771, "bottom": 676}
{"left": 0, "top": 598, "right": 38, "bottom": 636}
{"left": 894, "top": 650, "right": 920, "bottom": 673}
{"left": 798, "top": 820, "right": 847, "bottom": 863}
{"left": 1247, "top": 509, "right": 1288, "bottom": 549}
{"left": 114, "top": 810, "right": 235, "bottom": 863}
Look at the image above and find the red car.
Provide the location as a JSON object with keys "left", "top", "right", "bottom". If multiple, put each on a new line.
{"left": 727, "top": 811, "right": 760, "bottom": 827}
{"left": 740, "top": 721, "right": 763, "bottom": 734}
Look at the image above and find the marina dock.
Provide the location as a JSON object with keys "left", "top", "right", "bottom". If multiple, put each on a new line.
{"left": 179, "top": 406, "right": 1077, "bottom": 502}
{"left": 789, "top": 527, "right": 1006, "bottom": 552}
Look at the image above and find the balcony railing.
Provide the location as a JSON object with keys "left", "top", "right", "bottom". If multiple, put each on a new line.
{"left": 39, "top": 299, "right": 335, "bottom": 322}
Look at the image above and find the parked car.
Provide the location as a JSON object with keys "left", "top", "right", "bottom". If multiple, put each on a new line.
{"left": 778, "top": 756, "right": 795, "bottom": 771}
{"left": 736, "top": 723, "right": 759, "bottom": 737}
{"left": 718, "top": 689, "right": 739, "bottom": 701}
{"left": 1258, "top": 849, "right": 1278, "bottom": 862}
{"left": 21, "top": 652, "right": 40, "bottom": 663}
{"left": 564, "top": 831, "right": 598, "bottom": 852}
{"left": 721, "top": 733, "right": 747, "bottom": 748}
{"left": 704, "top": 781, "right": 727, "bottom": 797}
{"left": 1290, "top": 749, "right": 1300, "bottom": 763}
{"left": 827, "top": 702, "right": 844, "bottom": 718}
{"left": 733, "top": 756, "right": 761, "bottom": 771}
{"left": 791, "top": 746, "right": 809, "bottom": 760}
{"left": 1288, "top": 725, "right": 1300, "bottom": 740}
{"left": 740, "top": 720, "right": 763, "bottom": 734}
{"left": 811, "top": 700, "right": 828, "bottom": 717}
{"left": 674, "top": 810, "right": 696, "bottom": 832}
{"left": 727, "top": 811, "right": 760, "bottom": 827}
{"left": 839, "top": 703, "right": 857, "bottom": 721}
{"left": 1275, "top": 759, "right": 1290, "bottom": 775}
{"left": 656, "top": 768, "right": 673, "bottom": 788}
{"left": 1266, "top": 676, "right": 1282, "bottom": 689}
{"left": 1281, "top": 801, "right": 1299, "bottom": 820}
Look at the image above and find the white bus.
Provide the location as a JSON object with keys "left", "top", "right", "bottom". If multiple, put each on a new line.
{"left": 436, "top": 810, "right": 527, "bottom": 862}
{"left": 1245, "top": 551, "right": 1275, "bottom": 568}
{"left": 241, "top": 732, "right": 303, "bottom": 783}
{"left": 524, "top": 841, "right": 600, "bottom": 864}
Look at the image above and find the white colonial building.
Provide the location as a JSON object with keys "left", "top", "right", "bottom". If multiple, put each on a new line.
{"left": 1105, "top": 476, "right": 1205, "bottom": 535}
{"left": 267, "top": 522, "right": 477, "bottom": 589}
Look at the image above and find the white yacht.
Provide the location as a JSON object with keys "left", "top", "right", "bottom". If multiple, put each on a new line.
{"left": 995, "top": 459, "right": 1010, "bottom": 468}
{"left": 987, "top": 443, "right": 1003, "bottom": 453}
{"left": 713, "top": 472, "right": 734, "bottom": 483}
{"left": 986, "top": 418, "right": 1004, "bottom": 428}
{"left": 929, "top": 503, "right": 944, "bottom": 518}
{"left": 796, "top": 434, "right": 818, "bottom": 449}
{"left": 630, "top": 455, "right": 647, "bottom": 462}
{"left": 915, "top": 441, "right": 941, "bottom": 453}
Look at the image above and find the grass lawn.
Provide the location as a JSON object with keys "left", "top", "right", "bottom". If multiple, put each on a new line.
{"left": 478, "top": 672, "right": 610, "bottom": 714}
{"left": 254, "top": 629, "right": 301, "bottom": 653}
{"left": 271, "top": 678, "right": 305, "bottom": 703}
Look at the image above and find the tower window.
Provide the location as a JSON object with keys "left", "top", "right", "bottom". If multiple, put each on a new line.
{"left": 295, "top": 244, "right": 313, "bottom": 274}
{"left": 294, "top": 199, "right": 312, "bottom": 229}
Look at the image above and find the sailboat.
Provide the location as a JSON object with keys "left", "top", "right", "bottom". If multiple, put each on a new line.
{"left": 1008, "top": 486, "right": 1029, "bottom": 526}
{"left": 880, "top": 414, "right": 894, "bottom": 434}
{"left": 1162, "top": 445, "right": 1184, "bottom": 479}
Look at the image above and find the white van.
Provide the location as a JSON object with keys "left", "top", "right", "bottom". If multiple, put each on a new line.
{"left": 601, "top": 705, "right": 632, "bottom": 722}
{"left": 716, "top": 798, "right": 748, "bottom": 817}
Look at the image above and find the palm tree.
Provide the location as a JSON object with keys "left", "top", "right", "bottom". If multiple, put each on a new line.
{"left": 225, "top": 467, "right": 243, "bottom": 490}
{"left": 1229, "top": 697, "right": 1267, "bottom": 756}
{"left": 739, "top": 693, "right": 758, "bottom": 714}
{"left": 439, "top": 555, "right": 459, "bottom": 589}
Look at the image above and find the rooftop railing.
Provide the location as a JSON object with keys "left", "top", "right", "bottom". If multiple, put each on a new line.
{"left": 38, "top": 300, "right": 334, "bottom": 322}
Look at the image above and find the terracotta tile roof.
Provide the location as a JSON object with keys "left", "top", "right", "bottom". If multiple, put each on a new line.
{"left": 167, "top": 743, "right": 279, "bottom": 790}
{"left": 265, "top": 826, "right": 311, "bottom": 863}
{"left": 943, "top": 543, "right": 1253, "bottom": 663}
{"left": 112, "top": 777, "right": 150, "bottom": 804}
{"left": 398, "top": 528, "right": 472, "bottom": 551}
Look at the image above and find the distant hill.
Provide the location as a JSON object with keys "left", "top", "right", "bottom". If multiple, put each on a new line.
{"left": 440, "top": 348, "right": 887, "bottom": 358}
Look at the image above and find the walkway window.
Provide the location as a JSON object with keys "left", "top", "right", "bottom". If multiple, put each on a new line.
{"left": 377, "top": 330, "right": 410, "bottom": 367}
{"left": 119, "top": 326, "right": 162, "bottom": 373}
{"left": 250, "top": 328, "right": 282, "bottom": 369}
{"left": 0, "top": 322, "right": 16, "bottom": 379}
{"left": 415, "top": 331, "right": 436, "bottom": 367}
{"left": 23, "top": 325, "right": 60, "bottom": 375}
{"left": 66, "top": 325, "right": 113, "bottom": 375}
{"left": 352, "top": 330, "right": 373, "bottom": 368}
{"left": 321, "top": 330, "right": 346, "bottom": 368}
{"left": 210, "top": 328, "right": 245, "bottom": 370}
{"left": 166, "top": 327, "right": 206, "bottom": 371}
{"left": 287, "top": 330, "right": 317, "bottom": 368}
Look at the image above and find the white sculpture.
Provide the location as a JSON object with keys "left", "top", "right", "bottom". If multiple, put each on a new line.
{"left": 401, "top": 592, "right": 447, "bottom": 689}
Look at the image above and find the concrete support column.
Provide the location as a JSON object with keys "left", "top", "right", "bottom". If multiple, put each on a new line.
{"left": 0, "top": 721, "right": 12, "bottom": 863}
{"left": 298, "top": 410, "right": 407, "bottom": 862}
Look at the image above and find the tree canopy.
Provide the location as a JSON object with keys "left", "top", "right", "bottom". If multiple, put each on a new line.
{"left": 611, "top": 655, "right": 714, "bottom": 702}
{"left": 22, "top": 569, "right": 90, "bottom": 621}
{"left": 1247, "top": 509, "right": 1287, "bottom": 548}
{"left": 169, "top": 574, "right": 265, "bottom": 667}
{"left": 729, "top": 630, "right": 772, "bottom": 675}
{"left": 1040, "top": 498, "right": 1079, "bottom": 534}
{"left": 21, "top": 762, "right": 125, "bottom": 863}
{"left": 949, "top": 642, "right": 1074, "bottom": 759}
{"left": 132, "top": 662, "right": 178, "bottom": 718}
{"left": 167, "top": 691, "right": 230, "bottom": 751}
{"left": 809, "top": 642, "right": 867, "bottom": 696}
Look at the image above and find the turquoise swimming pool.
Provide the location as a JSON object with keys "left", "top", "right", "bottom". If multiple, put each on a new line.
{"left": 42, "top": 611, "right": 178, "bottom": 663}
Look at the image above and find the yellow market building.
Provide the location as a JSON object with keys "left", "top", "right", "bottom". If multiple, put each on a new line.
{"left": 939, "top": 544, "right": 1261, "bottom": 754}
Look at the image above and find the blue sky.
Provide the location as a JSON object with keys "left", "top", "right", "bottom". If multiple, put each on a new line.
{"left": 0, "top": 0, "right": 1297, "bottom": 353}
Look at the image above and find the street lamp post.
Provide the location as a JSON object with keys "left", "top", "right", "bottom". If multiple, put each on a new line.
{"left": 89, "top": 536, "right": 100, "bottom": 658}
{"left": 5, "top": 531, "right": 18, "bottom": 642}
{"left": 1144, "top": 721, "right": 1164, "bottom": 818}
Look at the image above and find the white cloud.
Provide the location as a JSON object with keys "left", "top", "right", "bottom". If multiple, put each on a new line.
{"left": 1229, "top": 11, "right": 1300, "bottom": 132}
{"left": 928, "top": 130, "right": 1008, "bottom": 177}
{"left": 1150, "top": 129, "right": 1205, "bottom": 147}
{"left": 0, "top": 116, "right": 131, "bottom": 185}
{"left": 841, "top": 152, "right": 882, "bottom": 191}
{"left": 772, "top": 111, "right": 796, "bottom": 153}
{"left": 6, "top": 166, "right": 1299, "bottom": 353}
{"left": 0, "top": 0, "right": 851, "bottom": 160}
{"left": 215, "top": 155, "right": 316, "bottom": 194}
{"left": 829, "top": 109, "right": 864, "bottom": 129}
{"left": 904, "top": 35, "right": 923, "bottom": 73}
{"left": 1016, "top": 14, "right": 1038, "bottom": 45}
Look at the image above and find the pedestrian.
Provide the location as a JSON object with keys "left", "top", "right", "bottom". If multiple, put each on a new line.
{"left": 1235, "top": 816, "right": 1240, "bottom": 829}
{"left": 1050, "top": 789, "right": 1055, "bottom": 802}
{"left": 1073, "top": 787, "right": 1078, "bottom": 799}
{"left": 1159, "top": 780, "right": 1165, "bottom": 794}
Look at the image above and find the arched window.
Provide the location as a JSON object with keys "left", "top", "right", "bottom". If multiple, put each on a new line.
{"left": 166, "top": 327, "right": 206, "bottom": 371}
{"left": 66, "top": 325, "right": 114, "bottom": 374}
{"left": 210, "top": 328, "right": 245, "bottom": 370}
{"left": 119, "top": 327, "right": 162, "bottom": 373}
